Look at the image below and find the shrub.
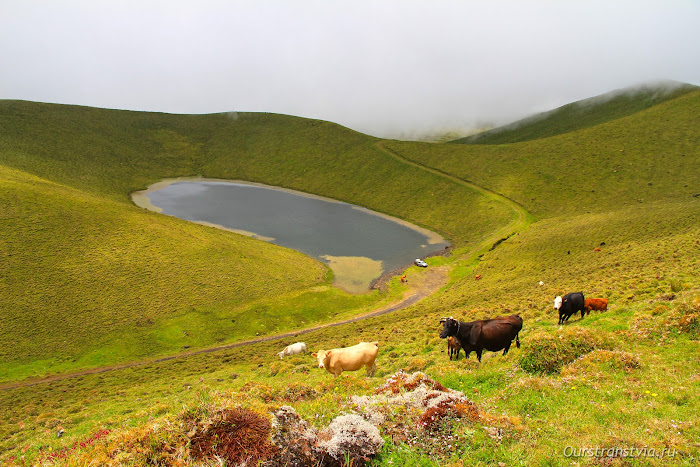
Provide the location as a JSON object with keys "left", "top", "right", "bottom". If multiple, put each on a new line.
{"left": 519, "top": 328, "right": 612, "bottom": 374}
{"left": 318, "top": 414, "right": 384, "bottom": 466}
{"left": 189, "top": 407, "right": 277, "bottom": 465}
{"left": 672, "top": 295, "right": 700, "bottom": 339}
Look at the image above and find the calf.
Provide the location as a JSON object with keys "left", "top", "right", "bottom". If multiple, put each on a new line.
{"left": 447, "top": 336, "right": 462, "bottom": 361}
{"left": 584, "top": 298, "right": 608, "bottom": 313}
{"left": 312, "top": 342, "right": 379, "bottom": 377}
{"left": 278, "top": 342, "right": 308, "bottom": 359}
{"left": 439, "top": 315, "right": 522, "bottom": 363}
{"left": 554, "top": 292, "right": 586, "bottom": 324}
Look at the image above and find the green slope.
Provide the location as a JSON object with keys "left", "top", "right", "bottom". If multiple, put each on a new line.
{"left": 453, "top": 81, "right": 698, "bottom": 144}
{"left": 0, "top": 165, "right": 330, "bottom": 379}
{"left": 387, "top": 88, "right": 700, "bottom": 218}
{"left": 0, "top": 101, "right": 514, "bottom": 380}
{"left": 0, "top": 100, "right": 511, "bottom": 244}
{"left": 0, "top": 83, "right": 699, "bottom": 465}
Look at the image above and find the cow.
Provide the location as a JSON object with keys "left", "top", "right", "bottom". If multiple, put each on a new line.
{"left": 447, "top": 336, "right": 462, "bottom": 360}
{"left": 439, "top": 315, "right": 522, "bottom": 363}
{"left": 554, "top": 292, "right": 586, "bottom": 324}
{"left": 553, "top": 295, "right": 562, "bottom": 310}
{"left": 312, "top": 342, "right": 379, "bottom": 377}
{"left": 278, "top": 342, "right": 308, "bottom": 359}
{"left": 584, "top": 298, "right": 608, "bottom": 313}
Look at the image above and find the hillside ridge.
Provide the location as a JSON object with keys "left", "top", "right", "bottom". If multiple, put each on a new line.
{"left": 452, "top": 80, "right": 698, "bottom": 144}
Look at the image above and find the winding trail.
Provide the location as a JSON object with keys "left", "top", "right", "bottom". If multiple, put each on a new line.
{"left": 2, "top": 142, "right": 532, "bottom": 391}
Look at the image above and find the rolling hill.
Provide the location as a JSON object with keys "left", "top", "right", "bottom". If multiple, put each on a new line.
{"left": 451, "top": 80, "right": 698, "bottom": 145}
{"left": 0, "top": 82, "right": 698, "bottom": 465}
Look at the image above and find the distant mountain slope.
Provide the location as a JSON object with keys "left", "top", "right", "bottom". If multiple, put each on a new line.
{"left": 386, "top": 88, "right": 700, "bottom": 218}
{"left": 452, "top": 81, "right": 698, "bottom": 144}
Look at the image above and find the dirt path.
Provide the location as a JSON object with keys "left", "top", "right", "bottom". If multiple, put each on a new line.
{"left": 0, "top": 267, "right": 449, "bottom": 391}
{"left": 2, "top": 142, "right": 532, "bottom": 391}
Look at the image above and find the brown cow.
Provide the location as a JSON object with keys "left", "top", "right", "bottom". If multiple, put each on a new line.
{"left": 447, "top": 336, "right": 462, "bottom": 360}
{"left": 584, "top": 298, "right": 608, "bottom": 313}
{"left": 440, "top": 315, "right": 523, "bottom": 362}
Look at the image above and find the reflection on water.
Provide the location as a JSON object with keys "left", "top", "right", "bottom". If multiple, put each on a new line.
{"left": 136, "top": 180, "right": 449, "bottom": 292}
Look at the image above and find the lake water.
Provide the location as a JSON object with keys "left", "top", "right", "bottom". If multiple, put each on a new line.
{"left": 133, "top": 179, "right": 448, "bottom": 292}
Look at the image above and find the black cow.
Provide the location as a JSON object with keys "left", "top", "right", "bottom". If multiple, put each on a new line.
{"left": 554, "top": 292, "right": 586, "bottom": 325}
{"left": 439, "top": 315, "right": 523, "bottom": 362}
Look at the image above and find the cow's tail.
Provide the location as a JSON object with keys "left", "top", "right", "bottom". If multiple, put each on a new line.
{"left": 516, "top": 333, "right": 521, "bottom": 348}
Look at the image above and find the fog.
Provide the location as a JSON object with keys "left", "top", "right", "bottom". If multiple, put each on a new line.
{"left": 1, "top": 1, "right": 698, "bottom": 139}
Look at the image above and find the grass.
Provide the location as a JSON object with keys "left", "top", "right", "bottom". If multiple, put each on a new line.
{"left": 452, "top": 81, "right": 698, "bottom": 144}
{"left": 386, "top": 88, "right": 700, "bottom": 218}
{"left": 1, "top": 82, "right": 699, "bottom": 465}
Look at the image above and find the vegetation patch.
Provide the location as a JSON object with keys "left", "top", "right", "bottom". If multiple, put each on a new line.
{"left": 188, "top": 406, "right": 277, "bottom": 466}
{"left": 519, "top": 328, "right": 614, "bottom": 374}
{"left": 561, "top": 350, "right": 641, "bottom": 379}
{"left": 671, "top": 295, "right": 700, "bottom": 339}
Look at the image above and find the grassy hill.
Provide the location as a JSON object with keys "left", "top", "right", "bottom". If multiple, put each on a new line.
{"left": 452, "top": 81, "right": 698, "bottom": 144}
{"left": 0, "top": 100, "right": 514, "bottom": 380}
{"left": 0, "top": 83, "right": 699, "bottom": 465}
{"left": 386, "top": 88, "right": 700, "bottom": 218}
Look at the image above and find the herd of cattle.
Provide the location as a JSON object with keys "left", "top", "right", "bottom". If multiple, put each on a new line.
{"left": 276, "top": 292, "right": 609, "bottom": 376}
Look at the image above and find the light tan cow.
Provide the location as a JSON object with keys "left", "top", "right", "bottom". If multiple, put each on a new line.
{"left": 312, "top": 342, "right": 379, "bottom": 377}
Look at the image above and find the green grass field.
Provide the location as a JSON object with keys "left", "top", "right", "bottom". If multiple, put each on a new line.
{"left": 0, "top": 83, "right": 698, "bottom": 465}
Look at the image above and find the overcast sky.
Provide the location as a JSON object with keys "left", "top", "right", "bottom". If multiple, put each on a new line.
{"left": 1, "top": 1, "right": 699, "bottom": 138}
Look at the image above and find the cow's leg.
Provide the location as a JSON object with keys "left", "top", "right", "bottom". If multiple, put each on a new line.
{"left": 476, "top": 349, "right": 483, "bottom": 362}
{"left": 455, "top": 347, "right": 461, "bottom": 360}
{"left": 516, "top": 333, "right": 521, "bottom": 348}
{"left": 366, "top": 361, "right": 376, "bottom": 377}
{"left": 503, "top": 341, "right": 512, "bottom": 356}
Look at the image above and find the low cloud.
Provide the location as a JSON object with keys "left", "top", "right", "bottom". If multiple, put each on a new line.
{"left": 1, "top": 1, "right": 699, "bottom": 138}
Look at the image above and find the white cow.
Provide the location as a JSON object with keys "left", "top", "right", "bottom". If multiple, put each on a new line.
{"left": 278, "top": 342, "right": 308, "bottom": 359}
{"left": 312, "top": 342, "right": 379, "bottom": 377}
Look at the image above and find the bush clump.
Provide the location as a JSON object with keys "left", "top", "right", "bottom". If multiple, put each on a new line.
{"left": 189, "top": 406, "right": 277, "bottom": 465}
{"left": 264, "top": 406, "right": 384, "bottom": 467}
{"left": 519, "top": 328, "right": 612, "bottom": 374}
{"left": 674, "top": 296, "right": 700, "bottom": 339}
{"left": 561, "top": 350, "right": 641, "bottom": 378}
{"left": 318, "top": 414, "right": 384, "bottom": 466}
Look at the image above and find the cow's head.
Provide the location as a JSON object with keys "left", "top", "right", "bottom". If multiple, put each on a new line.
{"left": 311, "top": 350, "right": 328, "bottom": 369}
{"left": 439, "top": 317, "right": 460, "bottom": 339}
{"left": 553, "top": 296, "right": 562, "bottom": 310}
